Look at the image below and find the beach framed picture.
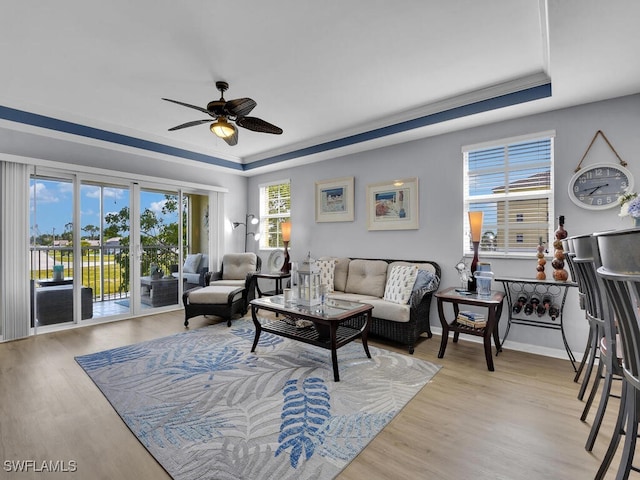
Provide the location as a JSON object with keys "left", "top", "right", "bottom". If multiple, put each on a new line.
{"left": 366, "top": 177, "right": 419, "bottom": 230}
{"left": 315, "top": 177, "right": 355, "bottom": 222}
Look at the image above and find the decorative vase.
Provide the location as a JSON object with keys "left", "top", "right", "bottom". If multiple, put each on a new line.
{"left": 536, "top": 236, "right": 546, "bottom": 280}
{"left": 552, "top": 215, "right": 569, "bottom": 282}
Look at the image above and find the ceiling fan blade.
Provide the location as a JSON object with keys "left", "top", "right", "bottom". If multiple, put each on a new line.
{"left": 236, "top": 116, "right": 283, "bottom": 134}
{"left": 168, "top": 119, "right": 212, "bottom": 131}
{"left": 223, "top": 128, "right": 238, "bottom": 146}
{"left": 162, "top": 98, "right": 211, "bottom": 115}
{"left": 224, "top": 97, "right": 257, "bottom": 117}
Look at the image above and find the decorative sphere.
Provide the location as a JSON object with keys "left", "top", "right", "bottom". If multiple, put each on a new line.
{"left": 553, "top": 240, "right": 563, "bottom": 250}
{"left": 554, "top": 250, "right": 565, "bottom": 261}
{"left": 536, "top": 271, "right": 547, "bottom": 280}
{"left": 537, "top": 252, "right": 545, "bottom": 259}
{"left": 553, "top": 269, "right": 569, "bottom": 281}
{"left": 552, "top": 258, "right": 565, "bottom": 270}
{"left": 538, "top": 258, "right": 547, "bottom": 266}
{"left": 537, "top": 245, "right": 545, "bottom": 253}
{"left": 536, "top": 265, "right": 545, "bottom": 272}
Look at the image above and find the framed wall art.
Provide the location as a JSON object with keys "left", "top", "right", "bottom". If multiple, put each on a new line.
{"left": 315, "top": 177, "right": 355, "bottom": 222}
{"left": 366, "top": 177, "right": 419, "bottom": 230}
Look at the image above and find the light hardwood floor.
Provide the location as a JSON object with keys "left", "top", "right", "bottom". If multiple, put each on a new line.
{"left": 0, "top": 311, "right": 631, "bottom": 479}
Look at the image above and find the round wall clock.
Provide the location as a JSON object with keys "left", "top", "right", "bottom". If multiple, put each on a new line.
{"left": 568, "top": 163, "right": 634, "bottom": 210}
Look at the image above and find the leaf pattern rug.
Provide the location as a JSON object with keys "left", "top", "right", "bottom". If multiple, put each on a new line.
{"left": 75, "top": 319, "right": 441, "bottom": 480}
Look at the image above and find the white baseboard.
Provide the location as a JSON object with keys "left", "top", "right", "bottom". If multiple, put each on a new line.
{"left": 429, "top": 326, "right": 584, "bottom": 363}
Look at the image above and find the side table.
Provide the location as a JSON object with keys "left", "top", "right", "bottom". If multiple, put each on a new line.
{"left": 140, "top": 276, "right": 180, "bottom": 307}
{"left": 254, "top": 271, "right": 291, "bottom": 297}
{"left": 436, "top": 287, "right": 505, "bottom": 371}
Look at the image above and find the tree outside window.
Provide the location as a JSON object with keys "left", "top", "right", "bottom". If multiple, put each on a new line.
{"left": 259, "top": 181, "right": 291, "bottom": 249}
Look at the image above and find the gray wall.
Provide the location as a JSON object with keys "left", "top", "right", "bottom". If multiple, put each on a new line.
{"left": 247, "top": 94, "right": 640, "bottom": 358}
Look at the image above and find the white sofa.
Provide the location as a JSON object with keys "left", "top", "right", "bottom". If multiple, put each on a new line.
{"left": 318, "top": 257, "right": 441, "bottom": 353}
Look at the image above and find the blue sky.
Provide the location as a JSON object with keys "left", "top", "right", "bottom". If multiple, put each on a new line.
{"left": 30, "top": 179, "right": 177, "bottom": 240}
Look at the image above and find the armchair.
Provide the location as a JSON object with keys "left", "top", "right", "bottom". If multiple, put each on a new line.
{"left": 171, "top": 253, "right": 209, "bottom": 290}
{"left": 206, "top": 253, "right": 262, "bottom": 311}
{"left": 182, "top": 253, "right": 262, "bottom": 327}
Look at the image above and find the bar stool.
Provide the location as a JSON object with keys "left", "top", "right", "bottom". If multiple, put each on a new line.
{"left": 564, "top": 237, "right": 591, "bottom": 386}
{"left": 594, "top": 227, "right": 640, "bottom": 479}
{"left": 569, "top": 234, "right": 601, "bottom": 401}
{"left": 573, "top": 234, "right": 622, "bottom": 451}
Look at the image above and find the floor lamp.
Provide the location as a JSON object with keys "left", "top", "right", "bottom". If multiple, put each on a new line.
{"left": 233, "top": 214, "right": 260, "bottom": 252}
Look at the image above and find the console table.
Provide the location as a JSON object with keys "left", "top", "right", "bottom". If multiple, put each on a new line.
{"left": 495, "top": 276, "right": 578, "bottom": 371}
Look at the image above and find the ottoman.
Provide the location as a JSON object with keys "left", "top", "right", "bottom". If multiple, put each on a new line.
{"left": 183, "top": 285, "right": 245, "bottom": 327}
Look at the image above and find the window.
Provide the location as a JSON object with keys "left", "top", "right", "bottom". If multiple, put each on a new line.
{"left": 259, "top": 180, "right": 291, "bottom": 249}
{"left": 463, "top": 132, "right": 554, "bottom": 256}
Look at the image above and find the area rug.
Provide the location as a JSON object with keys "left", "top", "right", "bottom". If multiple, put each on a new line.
{"left": 75, "top": 319, "right": 441, "bottom": 480}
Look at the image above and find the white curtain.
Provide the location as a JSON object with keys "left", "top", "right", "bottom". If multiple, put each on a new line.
{"left": 0, "top": 161, "right": 31, "bottom": 341}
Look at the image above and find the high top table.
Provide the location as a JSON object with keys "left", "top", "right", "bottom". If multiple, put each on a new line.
{"left": 250, "top": 295, "right": 373, "bottom": 381}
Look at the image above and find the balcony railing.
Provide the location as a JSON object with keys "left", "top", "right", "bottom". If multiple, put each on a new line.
{"left": 30, "top": 244, "right": 180, "bottom": 302}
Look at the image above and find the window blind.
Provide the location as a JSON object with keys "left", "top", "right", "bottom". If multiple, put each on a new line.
{"left": 463, "top": 134, "right": 554, "bottom": 255}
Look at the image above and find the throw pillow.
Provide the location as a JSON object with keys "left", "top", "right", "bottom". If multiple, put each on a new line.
{"left": 316, "top": 259, "right": 336, "bottom": 293}
{"left": 183, "top": 253, "right": 202, "bottom": 274}
{"left": 412, "top": 269, "right": 439, "bottom": 293}
{"left": 383, "top": 265, "right": 419, "bottom": 304}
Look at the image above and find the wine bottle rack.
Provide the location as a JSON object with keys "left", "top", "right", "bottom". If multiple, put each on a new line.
{"left": 496, "top": 276, "right": 578, "bottom": 371}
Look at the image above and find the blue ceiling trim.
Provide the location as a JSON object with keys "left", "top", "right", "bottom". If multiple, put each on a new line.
{"left": 0, "top": 82, "right": 550, "bottom": 172}
{"left": 0, "top": 105, "right": 243, "bottom": 171}
{"left": 244, "top": 82, "right": 552, "bottom": 170}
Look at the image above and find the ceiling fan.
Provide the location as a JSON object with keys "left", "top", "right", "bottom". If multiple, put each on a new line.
{"left": 162, "top": 81, "right": 283, "bottom": 146}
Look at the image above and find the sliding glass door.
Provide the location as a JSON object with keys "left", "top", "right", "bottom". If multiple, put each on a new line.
{"left": 30, "top": 175, "right": 78, "bottom": 327}
{"left": 80, "top": 182, "right": 131, "bottom": 318}
{"left": 137, "top": 188, "right": 183, "bottom": 311}
{"left": 29, "top": 170, "right": 216, "bottom": 329}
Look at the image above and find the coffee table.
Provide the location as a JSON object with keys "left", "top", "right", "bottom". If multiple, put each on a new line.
{"left": 250, "top": 295, "right": 373, "bottom": 381}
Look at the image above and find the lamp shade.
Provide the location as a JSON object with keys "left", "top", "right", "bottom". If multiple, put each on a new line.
{"left": 468, "top": 211, "right": 483, "bottom": 242}
{"left": 210, "top": 118, "right": 235, "bottom": 138}
{"left": 281, "top": 221, "right": 291, "bottom": 242}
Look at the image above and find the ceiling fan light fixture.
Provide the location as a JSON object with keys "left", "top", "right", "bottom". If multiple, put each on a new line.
{"left": 210, "top": 117, "right": 236, "bottom": 138}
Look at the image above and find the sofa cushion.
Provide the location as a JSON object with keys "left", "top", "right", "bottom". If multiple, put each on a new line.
{"left": 327, "top": 292, "right": 380, "bottom": 303}
{"left": 345, "top": 259, "right": 388, "bottom": 297}
{"left": 183, "top": 253, "right": 202, "bottom": 273}
{"left": 383, "top": 265, "right": 419, "bottom": 304}
{"left": 222, "top": 253, "right": 257, "bottom": 280}
{"left": 366, "top": 298, "right": 411, "bottom": 323}
{"left": 332, "top": 257, "right": 351, "bottom": 292}
{"left": 317, "top": 259, "right": 336, "bottom": 293}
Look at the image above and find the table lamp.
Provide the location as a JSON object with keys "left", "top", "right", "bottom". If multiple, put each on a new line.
{"left": 281, "top": 221, "right": 291, "bottom": 273}
{"left": 468, "top": 211, "right": 483, "bottom": 292}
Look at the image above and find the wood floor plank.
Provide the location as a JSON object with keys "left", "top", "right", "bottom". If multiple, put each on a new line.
{"left": 0, "top": 311, "right": 630, "bottom": 479}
